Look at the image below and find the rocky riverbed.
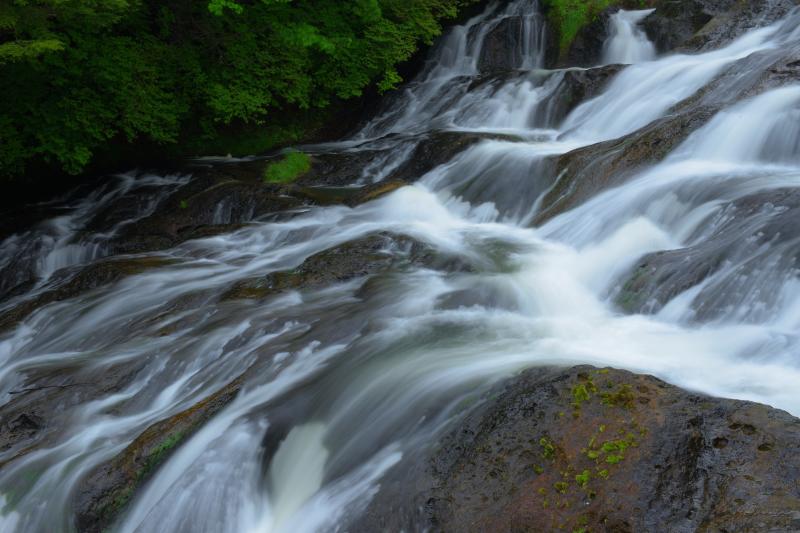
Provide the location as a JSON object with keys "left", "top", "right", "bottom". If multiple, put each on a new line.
{"left": 2, "top": 0, "right": 800, "bottom": 530}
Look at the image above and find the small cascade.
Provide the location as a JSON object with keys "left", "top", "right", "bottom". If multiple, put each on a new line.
{"left": 673, "top": 85, "right": 800, "bottom": 164}
{"left": 357, "top": 0, "right": 546, "bottom": 139}
{"left": 0, "top": 173, "right": 187, "bottom": 299}
{"left": 602, "top": 9, "right": 656, "bottom": 64}
{"left": 561, "top": 21, "right": 780, "bottom": 142}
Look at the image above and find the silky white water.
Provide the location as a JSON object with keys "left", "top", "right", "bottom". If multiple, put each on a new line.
{"left": 2, "top": 1, "right": 800, "bottom": 532}
{"left": 602, "top": 9, "right": 657, "bottom": 64}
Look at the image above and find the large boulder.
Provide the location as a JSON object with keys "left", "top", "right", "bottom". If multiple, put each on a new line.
{"left": 356, "top": 365, "right": 800, "bottom": 532}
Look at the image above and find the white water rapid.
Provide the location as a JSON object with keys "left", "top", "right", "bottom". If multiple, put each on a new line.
{"left": 2, "top": 1, "right": 800, "bottom": 531}
{"left": 602, "top": 9, "right": 657, "bottom": 64}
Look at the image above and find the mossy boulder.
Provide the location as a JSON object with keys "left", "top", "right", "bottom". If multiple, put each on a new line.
{"left": 355, "top": 366, "right": 800, "bottom": 532}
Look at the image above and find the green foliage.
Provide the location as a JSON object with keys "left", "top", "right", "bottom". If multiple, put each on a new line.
{"left": 571, "top": 381, "right": 596, "bottom": 408}
{"left": 574, "top": 469, "right": 591, "bottom": 487}
{"left": 539, "top": 437, "right": 556, "bottom": 460}
{"left": 263, "top": 151, "right": 311, "bottom": 183}
{"left": 0, "top": 0, "right": 477, "bottom": 178}
{"left": 540, "top": 0, "right": 616, "bottom": 52}
{"left": 600, "top": 383, "right": 635, "bottom": 408}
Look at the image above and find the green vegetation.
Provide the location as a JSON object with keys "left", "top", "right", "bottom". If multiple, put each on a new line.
{"left": 540, "top": 436, "right": 557, "bottom": 459}
{"left": 541, "top": 0, "right": 649, "bottom": 53}
{"left": 575, "top": 469, "right": 591, "bottom": 487}
{"left": 0, "top": 0, "right": 478, "bottom": 179}
{"left": 141, "top": 432, "right": 185, "bottom": 480}
{"left": 601, "top": 383, "right": 635, "bottom": 408}
{"left": 541, "top": 0, "right": 615, "bottom": 52}
{"left": 584, "top": 433, "right": 638, "bottom": 465}
{"left": 264, "top": 151, "right": 312, "bottom": 183}
{"left": 571, "top": 380, "right": 597, "bottom": 409}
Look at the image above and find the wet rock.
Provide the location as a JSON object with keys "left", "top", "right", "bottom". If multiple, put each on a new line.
{"left": 221, "top": 232, "right": 453, "bottom": 301}
{"left": 676, "top": 39, "right": 800, "bottom": 110}
{"left": 388, "top": 130, "right": 524, "bottom": 183}
{"left": 640, "top": 0, "right": 716, "bottom": 53}
{"left": 0, "top": 256, "right": 176, "bottom": 332}
{"left": 561, "top": 8, "right": 618, "bottom": 67}
{"left": 540, "top": 65, "right": 626, "bottom": 126}
{"left": 478, "top": 14, "right": 531, "bottom": 72}
{"left": 73, "top": 375, "right": 245, "bottom": 533}
{"left": 685, "top": 0, "right": 798, "bottom": 51}
{"left": 616, "top": 188, "right": 800, "bottom": 317}
{"left": 0, "top": 361, "right": 146, "bottom": 468}
{"left": 0, "top": 414, "right": 43, "bottom": 457}
{"left": 642, "top": 0, "right": 796, "bottom": 54}
{"left": 106, "top": 163, "right": 301, "bottom": 255}
{"left": 357, "top": 366, "right": 800, "bottom": 532}
{"left": 295, "top": 149, "right": 387, "bottom": 188}
{"left": 534, "top": 105, "right": 719, "bottom": 224}
{"left": 101, "top": 132, "right": 508, "bottom": 258}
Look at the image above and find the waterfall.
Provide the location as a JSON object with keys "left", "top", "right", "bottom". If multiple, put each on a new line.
{"left": 2, "top": 2, "right": 800, "bottom": 532}
{"left": 674, "top": 85, "right": 800, "bottom": 164}
{"left": 602, "top": 9, "right": 656, "bottom": 64}
{"left": 356, "top": 0, "right": 546, "bottom": 139}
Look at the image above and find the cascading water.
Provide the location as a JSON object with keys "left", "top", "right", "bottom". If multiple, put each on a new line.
{"left": 356, "top": 0, "right": 547, "bottom": 139}
{"left": 602, "top": 9, "right": 657, "bottom": 64}
{"left": 2, "top": 1, "right": 800, "bottom": 532}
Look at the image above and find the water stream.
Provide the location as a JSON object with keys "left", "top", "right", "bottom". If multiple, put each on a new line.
{"left": 602, "top": 9, "right": 656, "bottom": 64}
{"left": 2, "top": 1, "right": 800, "bottom": 531}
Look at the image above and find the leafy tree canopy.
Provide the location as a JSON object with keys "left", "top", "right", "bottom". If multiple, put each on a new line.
{"left": 0, "top": 0, "right": 476, "bottom": 178}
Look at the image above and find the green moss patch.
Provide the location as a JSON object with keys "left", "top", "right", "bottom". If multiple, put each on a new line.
{"left": 540, "top": 437, "right": 557, "bottom": 460}
{"left": 263, "top": 151, "right": 312, "bottom": 184}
